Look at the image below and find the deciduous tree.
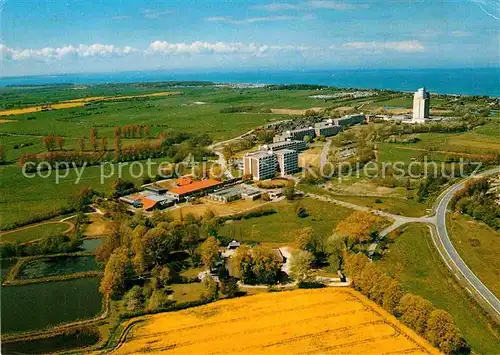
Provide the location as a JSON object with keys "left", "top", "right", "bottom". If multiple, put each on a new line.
{"left": 425, "top": 309, "right": 465, "bottom": 354}
{"left": 201, "top": 275, "right": 219, "bottom": 301}
{"left": 99, "top": 247, "right": 132, "bottom": 298}
{"left": 397, "top": 293, "right": 435, "bottom": 335}
{"left": 252, "top": 246, "right": 282, "bottom": 285}
{"left": 334, "top": 211, "right": 378, "bottom": 243}
{"left": 199, "top": 236, "right": 220, "bottom": 270}
{"left": 55, "top": 136, "right": 65, "bottom": 150}
{"left": 77, "top": 136, "right": 85, "bottom": 151}
{"left": 101, "top": 136, "right": 108, "bottom": 151}
{"left": 289, "top": 250, "right": 314, "bottom": 284}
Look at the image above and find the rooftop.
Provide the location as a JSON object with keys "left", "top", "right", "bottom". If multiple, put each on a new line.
{"left": 246, "top": 150, "right": 275, "bottom": 159}
{"left": 169, "top": 178, "right": 222, "bottom": 195}
{"left": 275, "top": 149, "right": 296, "bottom": 155}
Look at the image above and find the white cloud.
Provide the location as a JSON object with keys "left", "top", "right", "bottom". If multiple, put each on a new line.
{"left": 307, "top": 1, "right": 368, "bottom": 10}
{"left": 339, "top": 40, "right": 425, "bottom": 53}
{"left": 141, "top": 8, "right": 174, "bottom": 19}
{"left": 205, "top": 15, "right": 300, "bottom": 24}
{"left": 253, "top": 1, "right": 368, "bottom": 11}
{"left": 1, "top": 43, "right": 137, "bottom": 61}
{"left": 252, "top": 3, "right": 303, "bottom": 11}
{"left": 147, "top": 41, "right": 311, "bottom": 56}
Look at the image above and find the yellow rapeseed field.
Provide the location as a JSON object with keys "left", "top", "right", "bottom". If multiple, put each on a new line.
{"left": 0, "top": 102, "right": 85, "bottom": 116}
{"left": 0, "top": 91, "right": 181, "bottom": 116}
{"left": 109, "top": 288, "right": 440, "bottom": 355}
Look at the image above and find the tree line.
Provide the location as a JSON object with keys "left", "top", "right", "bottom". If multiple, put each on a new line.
{"left": 21, "top": 128, "right": 214, "bottom": 171}
{"left": 450, "top": 177, "right": 499, "bottom": 230}
{"left": 344, "top": 253, "right": 467, "bottom": 354}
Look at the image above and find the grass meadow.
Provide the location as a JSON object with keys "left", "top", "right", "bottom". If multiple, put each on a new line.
{"left": 377, "top": 224, "right": 500, "bottom": 354}
{"left": 0, "top": 222, "right": 71, "bottom": 243}
{"left": 217, "top": 198, "right": 354, "bottom": 244}
{"left": 447, "top": 213, "right": 500, "bottom": 297}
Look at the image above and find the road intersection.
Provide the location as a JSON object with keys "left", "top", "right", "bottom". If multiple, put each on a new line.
{"left": 304, "top": 166, "right": 500, "bottom": 322}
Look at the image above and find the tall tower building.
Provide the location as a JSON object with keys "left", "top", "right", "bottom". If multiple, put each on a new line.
{"left": 412, "top": 88, "right": 430, "bottom": 123}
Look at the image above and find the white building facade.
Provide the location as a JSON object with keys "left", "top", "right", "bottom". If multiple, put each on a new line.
{"left": 412, "top": 88, "right": 430, "bottom": 123}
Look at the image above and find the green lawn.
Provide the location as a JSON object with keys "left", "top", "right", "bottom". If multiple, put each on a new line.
{"left": 377, "top": 224, "right": 500, "bottom": 354}
{"left": 447, "top": 213, "right": 500, "bottom": 297}
{"left": 218, "top": 198, "right": 354, "bottom": 244}
{"left": 379, "top": 122, "right": 500, "bottom": 159}
{"left": 170, "top": 282, "right": 205, "bottom": 303}
{"left": 0, "top": 86, "right": 334, "bottom": 142}
{"left": 0, "top": 157, "right": 168, "bottom": 229}
{"left": 299, "top": 184, "right": 428, "bottom": 217}
{"left": 0, "top": 222, "right": 70, "bottom": 243}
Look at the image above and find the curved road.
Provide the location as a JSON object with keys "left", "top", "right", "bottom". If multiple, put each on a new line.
{"left": 304, "top": 166, "right": 500, "bottom": 322}
{"left": 433, "top": 167, "right": 500, "bottom": 320}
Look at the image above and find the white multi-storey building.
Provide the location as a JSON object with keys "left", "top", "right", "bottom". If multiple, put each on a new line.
{"left": 275, "top": 149, "right": 299, "bottom": 177}
{"left": 412, "top": 88, "right": 430, "bottom": 123}
{"left": 243, "top": 150, "right": 277, "bottom": 180}
{"left": 261, "top": 140, "right": 307, "bottom": 152}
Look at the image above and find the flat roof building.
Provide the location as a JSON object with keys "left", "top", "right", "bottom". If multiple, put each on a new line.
{"left": 274, "top": 127, "right": 315, "bottom": 143}
{"left": 260, "top": 140, "right": 307, "bottom": 152}
{"left": 207, "top": 185, "right": 243, "bottom": 203}
{"left": 314, "top": 122, "right": 343, "bottom": 137}
{"left": 275, "top": 149, "right": 299, "bottom": 177}
{"left": 334, "top": 114, "right": 365, "bottom": 127}
{"left": 207, "top": 184, "right": 261, "bottom": 203}
{"left": 243, "top": 150, "right": 278, "bottom": 181}
{"left": 167, "top": 178, "right": 223, "bottom": 201}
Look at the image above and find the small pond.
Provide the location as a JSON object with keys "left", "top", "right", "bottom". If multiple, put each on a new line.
{"left": 17, "top": 256, "right": 102, "bottom": 280}
{"left": 1, "top": 277, "right": 103, "bottom": 333}
{"left": 81, "top": 238, "right": 103, "bottom": 252}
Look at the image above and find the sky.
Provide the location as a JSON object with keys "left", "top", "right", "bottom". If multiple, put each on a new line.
{"left": 0, "top": 0, "right": 499, "bottom": 77}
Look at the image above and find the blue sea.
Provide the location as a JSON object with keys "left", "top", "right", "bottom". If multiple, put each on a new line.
{"left": 1, "top": 68, "right": 499, "bottom": 97}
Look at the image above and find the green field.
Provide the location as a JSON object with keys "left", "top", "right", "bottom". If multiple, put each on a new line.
{"left": 379, "top": 120, "right": 500, "bottom": 160}
{"left": 1, "top": 277, "right": 103, "bottom": 333}
{"left": 298, "top": 184, "right": 428, "bottom": 217}
{"left": 0, "top": 86, "right": 334, "bottom": 141}
{"left": 447, "top": 213, "right": 500, "bottom": 297}
{"left": 17, "top": 256, "right": 102, "bottom": 280}
{"left": 0, "top": 85, "right": 345, "bottom": 228}
{"left": 0, "top": 157, "right": 167, "bottom": 229}
{"left": 218, "top": 198, "right": 354, "bottom": 244}
{"left": 377, "top": 224, "right": 500, "bottom": 354}
{"left": 0, "top": 222, "right": 70, "bottom": 243}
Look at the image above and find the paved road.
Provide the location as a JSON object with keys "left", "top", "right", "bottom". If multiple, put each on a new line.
{"left": 433, "top": 167, "right": 500, "bottom": 319}
{"left": 319, "top": 138, "right": 332, "bottom": 168}
{"left": 209, "top": 129, "right": 255, "bottom": 179}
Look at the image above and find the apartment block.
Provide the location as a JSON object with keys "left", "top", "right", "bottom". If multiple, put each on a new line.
{"left": 243, "top": 150, "right": 278, "bottom": 180}
{"left": 334, "top": 114, "right": 365, "bottom": 127}
{"left": 261, "top": 140, "right": 307, "bottom": 152}
{"left": 275, "top": 149, "right": 299, "bottom": 177}
{"left": 314, "top": 122, "right": 343, "bottom": 137}
{"left": 273, "top": 127, "right": 315, "bottom": 142}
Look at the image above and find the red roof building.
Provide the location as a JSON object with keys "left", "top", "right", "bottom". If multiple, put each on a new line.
{"left": 167, "top": 179, "right": 222, "bottom": 200}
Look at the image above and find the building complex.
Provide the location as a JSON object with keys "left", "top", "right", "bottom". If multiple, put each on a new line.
{"left": 244, "top": 113, "right": 365, "bottom": 180}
